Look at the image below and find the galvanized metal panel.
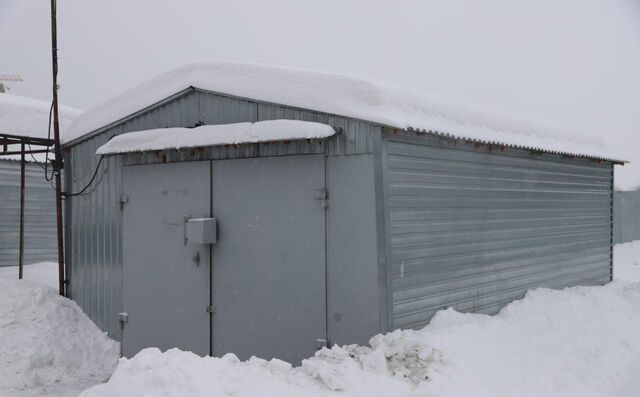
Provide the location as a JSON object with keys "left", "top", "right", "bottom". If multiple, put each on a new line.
{"left": 326, "top": 154, "right": 381, "bottom": 345}
{"left": 614, "top": 190, "right": 640, "bottom": 244}
{"left": 119, "top": 92, "right": 380, "bottom": 166}
{"left": 383, "top": 132, "right": 614, "bottom": 330}
{"left": 256, "top": 102, "right": 376, "bottom": 155}
{"left": 211, "top": 155, "right": 326, "bottom": 363}
{"left": 0, "top": 160, "right": 57, "bottom": 267}
{"left": 122, "top": 161, "right": 210, "bottom": 357}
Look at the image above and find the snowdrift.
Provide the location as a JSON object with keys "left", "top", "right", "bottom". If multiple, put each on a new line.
{"left": 83, "top": 275, "right": 640, "bottom": 396}
{"left": 0, "top": 278, "right": 119, "bottom": 397}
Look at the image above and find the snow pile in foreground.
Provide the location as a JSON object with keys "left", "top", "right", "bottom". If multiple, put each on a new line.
{"left": 0, "top": 278, "right": 119, "bottom": 397}
{"left": 96, "top": 120, "right": 336, "bottom": 155}
{"left": 83, "top": 280, "right": 640, "bottom": 395}
{"left": 614, "top": 240, "right": 640, "bottom": 282}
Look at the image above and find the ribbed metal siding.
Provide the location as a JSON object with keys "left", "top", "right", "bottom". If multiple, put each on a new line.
{"left": 121, "top": 91, "right": 377, "bottom": 166}
{"left": 613, "top": 190, "right": 640, "bottom": 244}
{"left": 383, "top": 133, "right": 613, "bottom": 330}
{"left": 0, "top": 160, "right": 57, "bottom": 267}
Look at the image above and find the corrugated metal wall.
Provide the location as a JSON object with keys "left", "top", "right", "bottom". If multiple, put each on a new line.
{"left": 0, "top": 160, "right": 57, "bottom": 267}
{"left": 383, "top": 132, "right": 613, "bottom": 330}
{"left": 64, "top": 88, "right": 378, "bottom": 340}
{"left": 614, "top": 190, "right": 640, "bottom": 244}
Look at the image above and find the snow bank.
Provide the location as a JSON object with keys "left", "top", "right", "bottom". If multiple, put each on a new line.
{"left": 96, "top": 120, "right": 336, "bottom": 155}
{"left": 64, "top": 62, "right": 623, "bottom": 162}
{"left": 81, "top": 241, "right": 640, "bottom": 397}
{"left": 614, "top": 240, "right": 640, "bottom": 282}
{"left": 0, "top": 93, "right": 81, "bottom": 161}
{"left": 0, "top": 278, "right": 119, "bottom": 397}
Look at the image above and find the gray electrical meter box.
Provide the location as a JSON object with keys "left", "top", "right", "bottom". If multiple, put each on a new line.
{"left": 186, "top": 218, "right": 217, "bottom": 244}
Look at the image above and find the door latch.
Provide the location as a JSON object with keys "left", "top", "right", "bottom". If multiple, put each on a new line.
{"left": 192, "top": 251, "right": 200, "bottom": 266}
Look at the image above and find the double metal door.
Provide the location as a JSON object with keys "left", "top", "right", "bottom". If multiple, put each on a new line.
{"left": 122, "top": 155, "right": 326, "bottom": 363}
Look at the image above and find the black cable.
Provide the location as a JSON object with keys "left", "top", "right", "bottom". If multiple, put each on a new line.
{"left": 28, "top": 143, "right": 55, "bottom": 180}
{"left": 62, "top": 155, "right": 104, "bottom": 197}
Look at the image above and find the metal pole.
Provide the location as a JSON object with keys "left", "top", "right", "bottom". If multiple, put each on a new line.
{"left": 19, "top": 143, "right": 25, "bottom": 280}
{"left": 50, "top": 0, "right": 65, "bottom": 296}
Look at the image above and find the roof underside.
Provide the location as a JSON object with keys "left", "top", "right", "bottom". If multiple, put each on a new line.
{"left": 64, "top": 62, "right": 625, "bottom": 163}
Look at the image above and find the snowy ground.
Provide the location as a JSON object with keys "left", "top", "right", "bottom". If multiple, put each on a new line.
{"left": 1, "top": 242, "right": 639, "bottom": 397}
{"left": 613, "top": 240, "right": 640, "bottom": 283}
{"left": 0, "top": 263, "right": 119, "bottom": 397}
{"left": 0, "top": 262, "right": 59, "bottom": 290}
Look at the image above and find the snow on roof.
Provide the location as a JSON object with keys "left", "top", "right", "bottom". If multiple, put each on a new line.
{"left": 1, "top": 93, "right": 81, "bottom": 162}
{"left": 66, "top": 62, "right": 623, "bottom": 162}
{"left": 96, "top": 120, "right": 336, "bottom": 155}
{"left": 0, "top": 93, "right": 80, "bottom": 138}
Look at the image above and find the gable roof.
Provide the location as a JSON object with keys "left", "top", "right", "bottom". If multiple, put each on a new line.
{"left": 64, "top": 62, "right": 624, "bottom": 162}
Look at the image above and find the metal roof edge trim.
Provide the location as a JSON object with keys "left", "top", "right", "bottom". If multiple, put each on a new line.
{"left": 401, "top": 127, "right": 627, "bottom": 165}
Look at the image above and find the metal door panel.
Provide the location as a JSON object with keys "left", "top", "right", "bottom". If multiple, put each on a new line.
{"left": 122, "top": 162, "right": 210, "bottom": 357}
{"left": 211, "top": 155, "right": 326, "bottom": 363}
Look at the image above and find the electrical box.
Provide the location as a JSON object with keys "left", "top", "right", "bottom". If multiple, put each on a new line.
{"left": 186, "top": 218, "right": 217, "bottom": 244}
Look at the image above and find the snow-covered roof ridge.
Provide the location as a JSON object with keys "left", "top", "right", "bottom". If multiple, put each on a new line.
{"left": 65, "top": 62, "right": 623, "bottom": 161}
{"left": 96, "top": 120, "right": 336, "bottom": 155}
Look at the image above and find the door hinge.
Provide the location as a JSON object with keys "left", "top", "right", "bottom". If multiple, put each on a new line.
{"left": 206, "top": 305, "right": 216, "bottom": 314}
{"left": 314, "top": 189, "right": 328, "bottom": 208}
{"left": 119, "top": 194, "right": 129, "bottom": 209}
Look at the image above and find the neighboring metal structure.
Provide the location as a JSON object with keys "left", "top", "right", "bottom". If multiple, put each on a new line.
{"left": 614, "top": 190, "right": 640, "bottom": 244}
{"left": 62, "top": 65, "right": 623, "bottom": 363}
{"left": 0, "top": 159, "right": 57, "bottom": 267}
{"left": 0, "top": 93, "right": 79, "bottom": 269}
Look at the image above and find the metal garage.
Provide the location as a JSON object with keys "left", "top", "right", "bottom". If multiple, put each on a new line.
{"left": 61, "top": 63, "right": 623, "bottom": 363}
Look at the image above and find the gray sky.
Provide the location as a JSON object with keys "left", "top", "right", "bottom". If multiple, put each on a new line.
{"left": 1, "top": 0, "right": 639, "bottom": 188}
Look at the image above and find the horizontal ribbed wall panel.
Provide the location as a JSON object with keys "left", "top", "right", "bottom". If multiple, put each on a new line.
{"left": 384, "top": 134, "right": 613, "bottom": 330}
{"left": 0, "top": 160, "right": 57, "bottom": 267}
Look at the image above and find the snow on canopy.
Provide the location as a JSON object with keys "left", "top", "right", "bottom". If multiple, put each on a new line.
{"left": 65, "top": 62, "right": 622, "bottom": 161}
{"left": 0, "top": 93, "right": 80, "bottom": 139}
{"left": 96, "top": 120, "right": 336, "bottom": 155}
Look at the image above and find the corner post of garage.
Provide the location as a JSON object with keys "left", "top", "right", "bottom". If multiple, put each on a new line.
{"left": 19, "top": 142, "right": 25, "bottom": 279}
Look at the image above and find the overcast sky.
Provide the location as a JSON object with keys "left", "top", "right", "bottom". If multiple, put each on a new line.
{"left": 1, "top": 0, "right": 639, "bottom": 188}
